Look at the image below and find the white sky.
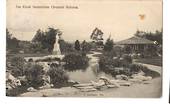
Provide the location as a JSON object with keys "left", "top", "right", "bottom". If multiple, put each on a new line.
{"left": 7, "top": 0, "right": 162, "bottom": 42}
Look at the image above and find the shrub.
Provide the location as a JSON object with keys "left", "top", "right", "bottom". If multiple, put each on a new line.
{"left": 28, "top": 58, "right": 33, "bottom": 62}
{"left": 47, "top": 66, "right": 69, "bottom": 88}
{"left": 35, "top": 57, "right": 61, "bottom": 62}
{"left": 99, "top": 56, "right": 114, "bottom": 71}
{"left": 81, "top": 40, "right": 92, "bottom": 54}
{"left": 63, "top": 53, "right": 89, "bottom": 71}
{"left": 59, "top": 40, "right": 75, "bottom": 54}
{"left": 128, "top": 64, "right": 143, "bottom": 75}
{"left": 24, "top": 63, "right": 45, "bottom": 88}
{"left": 104, "top": 38, "right": 114, "bottom": 51}
{"left": 122, "top": 54, "right": 132, "bottom": 67}
{"left": 99, "top": 56, "right": 119, "bottom": 76}
{"left": 75, "top": 40, "right": 81, "bottom": 51}
{"left": 128, "top": 63, "right": 160, "bottom": 78}
{"left": 123, "top": 45, "right": 132, "bottom": 54}
{"left": 103, "top": 49, "right": 117, "bottom": 58}
{"left": 7, "top": 56, "right": 25, "bottom": 77}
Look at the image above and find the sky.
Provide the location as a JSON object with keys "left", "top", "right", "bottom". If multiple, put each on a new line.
{"left": 7, "top": 0, "right": 162, "bottom": 42}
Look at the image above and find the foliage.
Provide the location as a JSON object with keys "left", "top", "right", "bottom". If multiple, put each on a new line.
{"left": 47, "top": 66, "right": 69, "bottom": 88}
{"left": 7, "top": 56, "right": 26, "bottom": 77}
{"left": 144, "top": 45, "right": 158, "bottom": 57}
{"left": 128, "top": 64, "right": 143, "bottom": 75}
{"left": 29, "top": 42, "right": 45, "bottom": 53}
{"left": 35, "top": 57, "right": 61, "bottom": 62}
{"left": 63, "top": 53, "right": 89, "bottom": 71}
{"left": 6, "top": 29, "right": 20, "bottom": 53}
{"left": 32, "top": 27, "right": 62, "bottom": 53}
{"left": 24, "top": 63, "right": 45, "bottom": 88}
{"left": 123, "top": 45, "right": 132, "bottom": 54}
{"left": 90, "top": 27, "right": 104, "bottom": 42}
{"left": 134, "top": 30, "right": 162, "bottom": 45}
{"left": 99, "top": 56, "right": 115, "bottom": 72}
{"left": 99, "top": 54, "right": 133, "bottom": 77}
{"left": 81, "top": 40, "right": 92, "bottom": 54}
{"left": 104, "top": 38, "right": 114, "bottom": 51}
{"left": 99, "top": 56, "right": 128, "bottom": 77}
{"left": 121, "top": 54, "right": 132, "bottom": 67}
{"left": 128, "top": 63, "right": 160, "bottom": 78}
{"left": 74, "top": 40, "right": 81, "bottom": 51}
{"left": 59, "top": 40, "right": 75, "bottom": 54}
{"left": 103, "top": 49, "right": 117, "bottom": 58}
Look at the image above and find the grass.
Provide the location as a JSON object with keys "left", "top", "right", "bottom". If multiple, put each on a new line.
{"left": 134, "top": 57, "right": 162, "bottom": 66}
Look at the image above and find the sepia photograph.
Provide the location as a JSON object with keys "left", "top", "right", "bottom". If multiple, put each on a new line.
{"left": 6, "top": 0, "right": 162, "bottom": 98}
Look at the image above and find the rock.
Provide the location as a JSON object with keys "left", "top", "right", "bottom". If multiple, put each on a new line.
{"left": 107, "top": 84, "right": 119, "bottom": 88}
{"left": 119, "top": 82, "right": 131, "bottom": 86}
{"left": 73, "top": 83, "right": 93, "bottom": 87}
{"left": 113, "top": 57, "right": 118, "bottom": 60}
{"left": 98, "top": 85, "right": 108, "bottom": 91}
{"left": 99, "top": 76, "right": 110, "bottom": 82}
{"left": 39, "top": 82, "right": 53, "bottom": 89}
{"left": 108, "top": 80, "right": 120, "bottom": 88}
{"left": 68, "top": 79, "right": 79, "bottom": 86}
{"left": 27, "top": 87, "right": 37, "bottom": 92}
{"left": 6, "top": 72, "right": 21, "bottom": 89}
{"left": 132, "top": 75, "right": 152, "bottom": 81}
{"left": 91, "top": 80, "right": 105, "bottom": 88}
{"left": 42, "top": 75, "right": 51, "bottom": 83}
{"left": 6, "top": 83, "right": 13, "bottom": 90}
{"left": 76, "top": 86, "right": 95, "bottom": 89}
{"left": 116, "top": 74, "right": 128, "bottom": 80}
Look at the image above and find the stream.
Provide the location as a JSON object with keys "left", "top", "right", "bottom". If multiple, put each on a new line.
{"left": 67, "top": 51, "right": 113, "bottom": 83}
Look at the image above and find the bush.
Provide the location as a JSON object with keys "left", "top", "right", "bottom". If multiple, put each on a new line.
{"left": 75, "top": 40, "right": 81, "bottom": 51}
{"left": 7, "top": 56, "right": 25, "bottom": 77}
{"left": 35, "top": 57, "right": 61, "bottom": 62}
{"left": 128, "top": 63, "right": 160, "bottom": 78}
{"left": 81, "top": 40, "right": 92, "bottom": 54}
{"left": 47, "top": 66, "right": 69, "bottom": 88}
{"left": 59, "top": 40, "right": 75, "bottom": 54}
{"left": 99, "top": 56, "right": 118, "bottom": 76}
{"left": 104, "top": 38, "right": 114, "bottom": 51}
{"left": 63, "top": 53, "right": 89, "bottom": 71}
{"left": 24, "top": 63, "right": 45, "bottom": 88}
{"left": 128, "top": 64, "right": 144, "bottom": 75}
{"left": 103, "top": 49, "right": 117, "bottom": 58}
{"left": 122, "top": 54, "right": 132, "bottom": 67}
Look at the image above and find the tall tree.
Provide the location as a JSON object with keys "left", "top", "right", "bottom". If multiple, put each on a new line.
{"left": 75, "top": 40, "right": 80, "bottom": 51}
{"left": 104, "top": 38, "right": 114, "bottom": 51}
{"left": 32, "top": 27, "right": 62, "bottom": 53}
{"left": 90, "top": 27, "right": 103, "bottom": 42}
{"left": 6, "top": 29, "right": 20, "bottom": 52}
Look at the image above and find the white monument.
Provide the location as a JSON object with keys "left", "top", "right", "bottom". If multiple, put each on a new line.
{"left": 53, "top": 35, "right": 61, "bottom": 55}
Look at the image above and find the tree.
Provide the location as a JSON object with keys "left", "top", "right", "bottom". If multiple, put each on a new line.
{"left": 32, "top": 29, "right": 45, "bottom": 43}
{"left": 90, "top": 27, "right": 103, "bottom": 42}
{"left": 104, "top": 38, "right": 114, "bottom": 51}
{"left": 134, "top": 30, "right": 162, "bottom": 45}
{"left": 6, "top": 29, "right": 20, "bottom": 53}
{"left": 32, "top": 27, "right": 62, "bottom": 53}
{"left": 81, "top": 40, "right": 91, "bottom": 52}
{"left": 75, "top": 40, "right": 80, "bottom": 51}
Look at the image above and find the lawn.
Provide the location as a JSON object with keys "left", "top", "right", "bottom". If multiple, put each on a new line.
{"left": 134, "top": 57, "right": 162, "bottom": 66}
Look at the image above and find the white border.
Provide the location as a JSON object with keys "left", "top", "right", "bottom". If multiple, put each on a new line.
{"left": 0, "top": 0, "right": 169, "bottom": 104}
